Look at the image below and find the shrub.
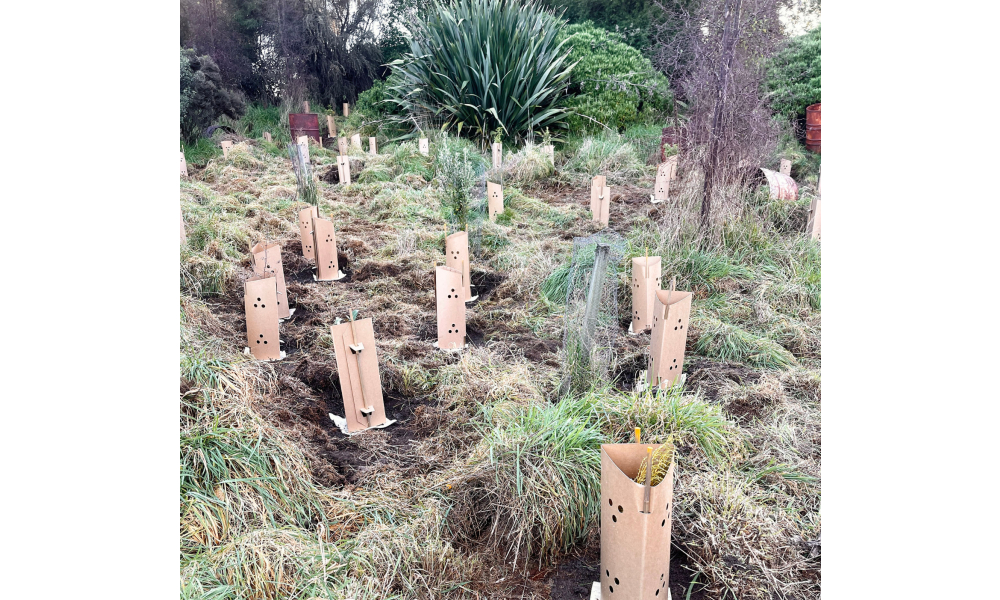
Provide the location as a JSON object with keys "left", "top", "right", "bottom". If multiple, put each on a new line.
{"left": 386, "top": 0, "right": 575, "bottom": 145}
{"left": 355, "top": 79, "right": 390, "bottom": 119}
{"left": 180, "top": 48, "right": 246, "bottom": 143}
{"left": 766, "top": 26, "right": 821, "bottom": 120}
{"left": 556, "top": 22, "right": 672, "bottom": 132}
{"left": 435, "top": 135, "right": 487, "bottom": 229}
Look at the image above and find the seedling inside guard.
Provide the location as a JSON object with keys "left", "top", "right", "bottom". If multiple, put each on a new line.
{"left": 595, "top": 436, "right": 675, "bottom": 600}
{"left": 328, "top": 311, "right": 393, "bottom": 435}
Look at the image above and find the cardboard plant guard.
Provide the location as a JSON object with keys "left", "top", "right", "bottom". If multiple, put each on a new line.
{"left": 312, "top": 217, "right": 346, "bottom": 281}
{"left": 369, "top": 137, "right": 377, "bottom": 155}
{"left": 446, "top": 230, "right": 475, "bottom": 302}
{"left": 779, "top": 158, "right": 792, "bottom": 177}
{"left": 179, "top": 151, "right": 188, "bottom": 177}
{"left": 435, "top": 266, "right": 466, "bottom": 350}
{"left": 343, "top": 102, "right": 349, "bottom": 117}
{"left": 419, "top": 138, "right": 429, "bottom": 156}
{"left": 263, "top": 131, "right": 272, "bottom": 143}
{"left": 298, "top": 206, "right": 319, "bottom": 260}
{"left": 221, "top": 140, "right": 233, "bottom": 159}
{"left": 337, "top": 155, "right": 352, "bottom": 185}
{"left": 326, "top": 115, "right": 336, "bottom": 138}
{"left": 330, "top": 316, "right": 388, "bottom": 433}
{"left": 647, "top": 284, "right": 693, "bottom": 389}
{"left": 244, "top": 276, "right": 282, "bottom": 361}
{"left": 593, "top": 184, "right": 611, "bottom": 227}
{"left": 487, "top": 181, "right": 504, "bottom": 221}
{"left": 251, "top": 242, "right": 291, "bottom": 319}
{"left": 491, "top": 142, "right": 502, "bottom": 170}
{"left": 338, "top": 137, "right": 349, "bottom": 156}
{"left": 652, "top": 163, "right": 670, "bottom": 204}
{"left": 297, "top": 135, "right": 311, "bottom": 163}
{"left": 351, "top": 134, "right": 362, "bottom": 150}
{"left": 629, "top": 256, "right": 661, "bottom": 335}
{"left": 590, "top": 175, "right": 608, "bottom": 214}
{"left": 807, "top": 173, "right": 821, "bottom": 240}
{"left": 599, "top": 443, "right": 675, "bottom": 599}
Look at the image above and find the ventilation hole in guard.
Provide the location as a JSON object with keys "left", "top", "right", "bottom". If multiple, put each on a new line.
{"left": 614, "top": 578, "right": 619, "bottom": 585}
{"left": 617, "top": 505, "right": 623, "bottom": 513}
{"left": 612, "top": 515, "right": 617, "bottom": 523}
{"left": 609, "top": 499, "right": 613, "bottom": 506}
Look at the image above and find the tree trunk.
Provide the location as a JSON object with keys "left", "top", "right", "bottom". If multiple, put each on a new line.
{"left": 700, "top": 0, "right": 744, "bottom": 229}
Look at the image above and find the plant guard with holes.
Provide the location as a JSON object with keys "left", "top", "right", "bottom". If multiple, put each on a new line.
{"left": 629, "top": 255, "right": 661, "bottom": 335}
{"left": 445, "top": 229, "right": 475, "bottom": 302}
{"left": 244, "top": 276, "right": 283, "bottom": 361}
{"left": 600, "top": 443, "right": 675, "bottom": 599}
{"left": 329, "top": 314, "right": 388, "bottom": 433}
{"left": 647, "top": 281, "right": 692, "bottom": 389}
{"left": 434, "top": 265, "right": 466, "bottom": 350}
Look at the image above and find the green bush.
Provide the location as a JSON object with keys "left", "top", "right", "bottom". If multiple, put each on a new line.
{"left": 556, "top": 22, "right": 672, "bottom": 132}
{"left": 180, "top": 48, "right": 246, "bottom": 143}
{"left": 766, "top": 26, "right": 821, "bottom": 120}
{"left": 355, "top": 79, "right": 390, "bottom": 119}
{"left": 386, "top": 0, "right": 575, "bottom": 145}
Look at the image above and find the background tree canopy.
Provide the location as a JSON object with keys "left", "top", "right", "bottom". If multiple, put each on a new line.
{"left": 556, "top": 22, "right": 672, "bottom": 133}
{"left": 766, "top": 26, "right": 821, "bottom": 120}
{"left": 179, "top": 49, "right": 245, "bottom": 142}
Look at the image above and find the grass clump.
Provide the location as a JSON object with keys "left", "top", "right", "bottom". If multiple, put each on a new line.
{"left": 448, "top": 396, "right": 604, "bottom": 565}
{"left": 635, "top": 439, "right": 675, "bottom": 486}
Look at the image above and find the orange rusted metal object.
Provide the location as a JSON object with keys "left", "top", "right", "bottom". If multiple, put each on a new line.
{"left": 760, "top": 168, "right": 798, "bottom": 200}
{"left": 805, "top": 103, "right": 821, "bottom": 153}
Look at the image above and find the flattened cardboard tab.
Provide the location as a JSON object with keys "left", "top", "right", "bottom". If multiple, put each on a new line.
{"left": 330, "top": 318, "right": 388, "bottom": 433}
{"left": 435, "top": 266, "right": 466, "bottom": 350}
{"left": 593, "top": 186, "right": 611, "bottom": 226}
{"left": 298, "top": 205, "right": 318, "bottom": 260}
{"left": 491, "top": 142, "right": 502, "bottom": 169}
{"left": 297, "top": 136, "right": 311, "bottom": 163}
{"left": 590, "top": 175, "right": 607, "bottom": 214}
{"left": 338, "top": 137, "right": 349, "bottom": 155}
{"left": 343, "top": 102, "right": 350, "bottom": 117}
{"left": 351, "top": 134, "right": 362, "bottom": 149}
{"left": 779, "top": 159, "right": 792, "bottom": 177}
{"left": 648, "top": 289, "right": 692, "bottom": 388}
{"left": 251, "top": 242, "right": 291, "bottom": 319}
{"left": 600, "top": 444, "right": 675, "bottom": 600}
{"left": 337, "top": 155, "right": 352, "bottom": 185}
{"left": 244, "top": 276, "right": 281, "bottom": 361}
{"left": 179, "top": 151, "right": 188, "bottom": 177}
{"left": 221, "top": 140, "right": 233, "bottom": 158}
{"left": 369, "top": 137, "right": 377, "bottom": 155}
{"left": 630, "top": 256, "right": 661, "bottom": 334}
{"left": 419, "top": 138, "right": 429, "bottom": 156}
{"left": 312, "top": 217, "right": 344, "bottom": 281}
{"left": 263, "top": 132, "right": 272, "bottom": 143}
{"left": 487, "top": 181, "right": 504, "bottom": 221}
{"left": 326, "top": 115, "right": 337, "bottom": 138}
{"left": 446, "top": 231, "right": 473, "bottom": 300}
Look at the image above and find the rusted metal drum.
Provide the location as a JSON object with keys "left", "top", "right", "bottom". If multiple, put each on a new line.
{"left": 760, "top": 168, "right": 798, "bottom": 200}
{"left": 805, "top": 103, "right": 821, "bottom": 153}
{"left": 288, "top": 113, "right": 321, "bottom": 145}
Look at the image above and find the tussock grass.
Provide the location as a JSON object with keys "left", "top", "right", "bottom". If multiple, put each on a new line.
{"left": 447, "top": 396, "right": 603, "bottom": 565}
{"left": 561, "top": 134, "right": 648, "bottom": 183}
{"left": 694, "top": 316, "right": 797, "bottom": 369}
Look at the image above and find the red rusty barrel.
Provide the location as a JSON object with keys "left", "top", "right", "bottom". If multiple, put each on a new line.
{"left": 805, "top": 103, "right": 821, "bottom": 153}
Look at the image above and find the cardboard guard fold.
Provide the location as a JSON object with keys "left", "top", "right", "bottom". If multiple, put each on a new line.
{"left": 369, "top": 136, "right": 377, "bottom": 155}
{"left": 297, "top": 136, "right": 310, "bottom": 163}
{"left": 600, "top": 444, "right": 675, "bottom": 600}
{"left": 630, "top": 257, "right": 661, "bottom": 334}
{"left": 251, "top": 242, "right": 291, "bottom": 319}
{"left": 337, "top": 155, "right": 351, "bottom": 185}
{"left": 492, "top": 142, "right": 502, "bottom": 170}
{"left": 648, "top": 289, "right": 692, "bottom": 388}
{"left": 330, "top": 318, "right": 387, "bottom": 433}
{"left": 313, "top": 217, "right": 345, "bottom": 281}
{"left": 298, "top": 206, "right": 318, "bottom": 260}
{"left": 419, "top": 138, "right": 429, "bottom": 156}
{"left": 593, "top": 185, "right": 611, "bottom": 226}
{"left": 435, "top": 266, "right": 466, "bottom": 350}
{"left": 446, "top": 231, "right": 474, "bottom": 301}
{"left": 179, "top": 151, "right": 188, "bottom": 177}
{"left": 245, "top": 276, "right": 282, "bottom": 361}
